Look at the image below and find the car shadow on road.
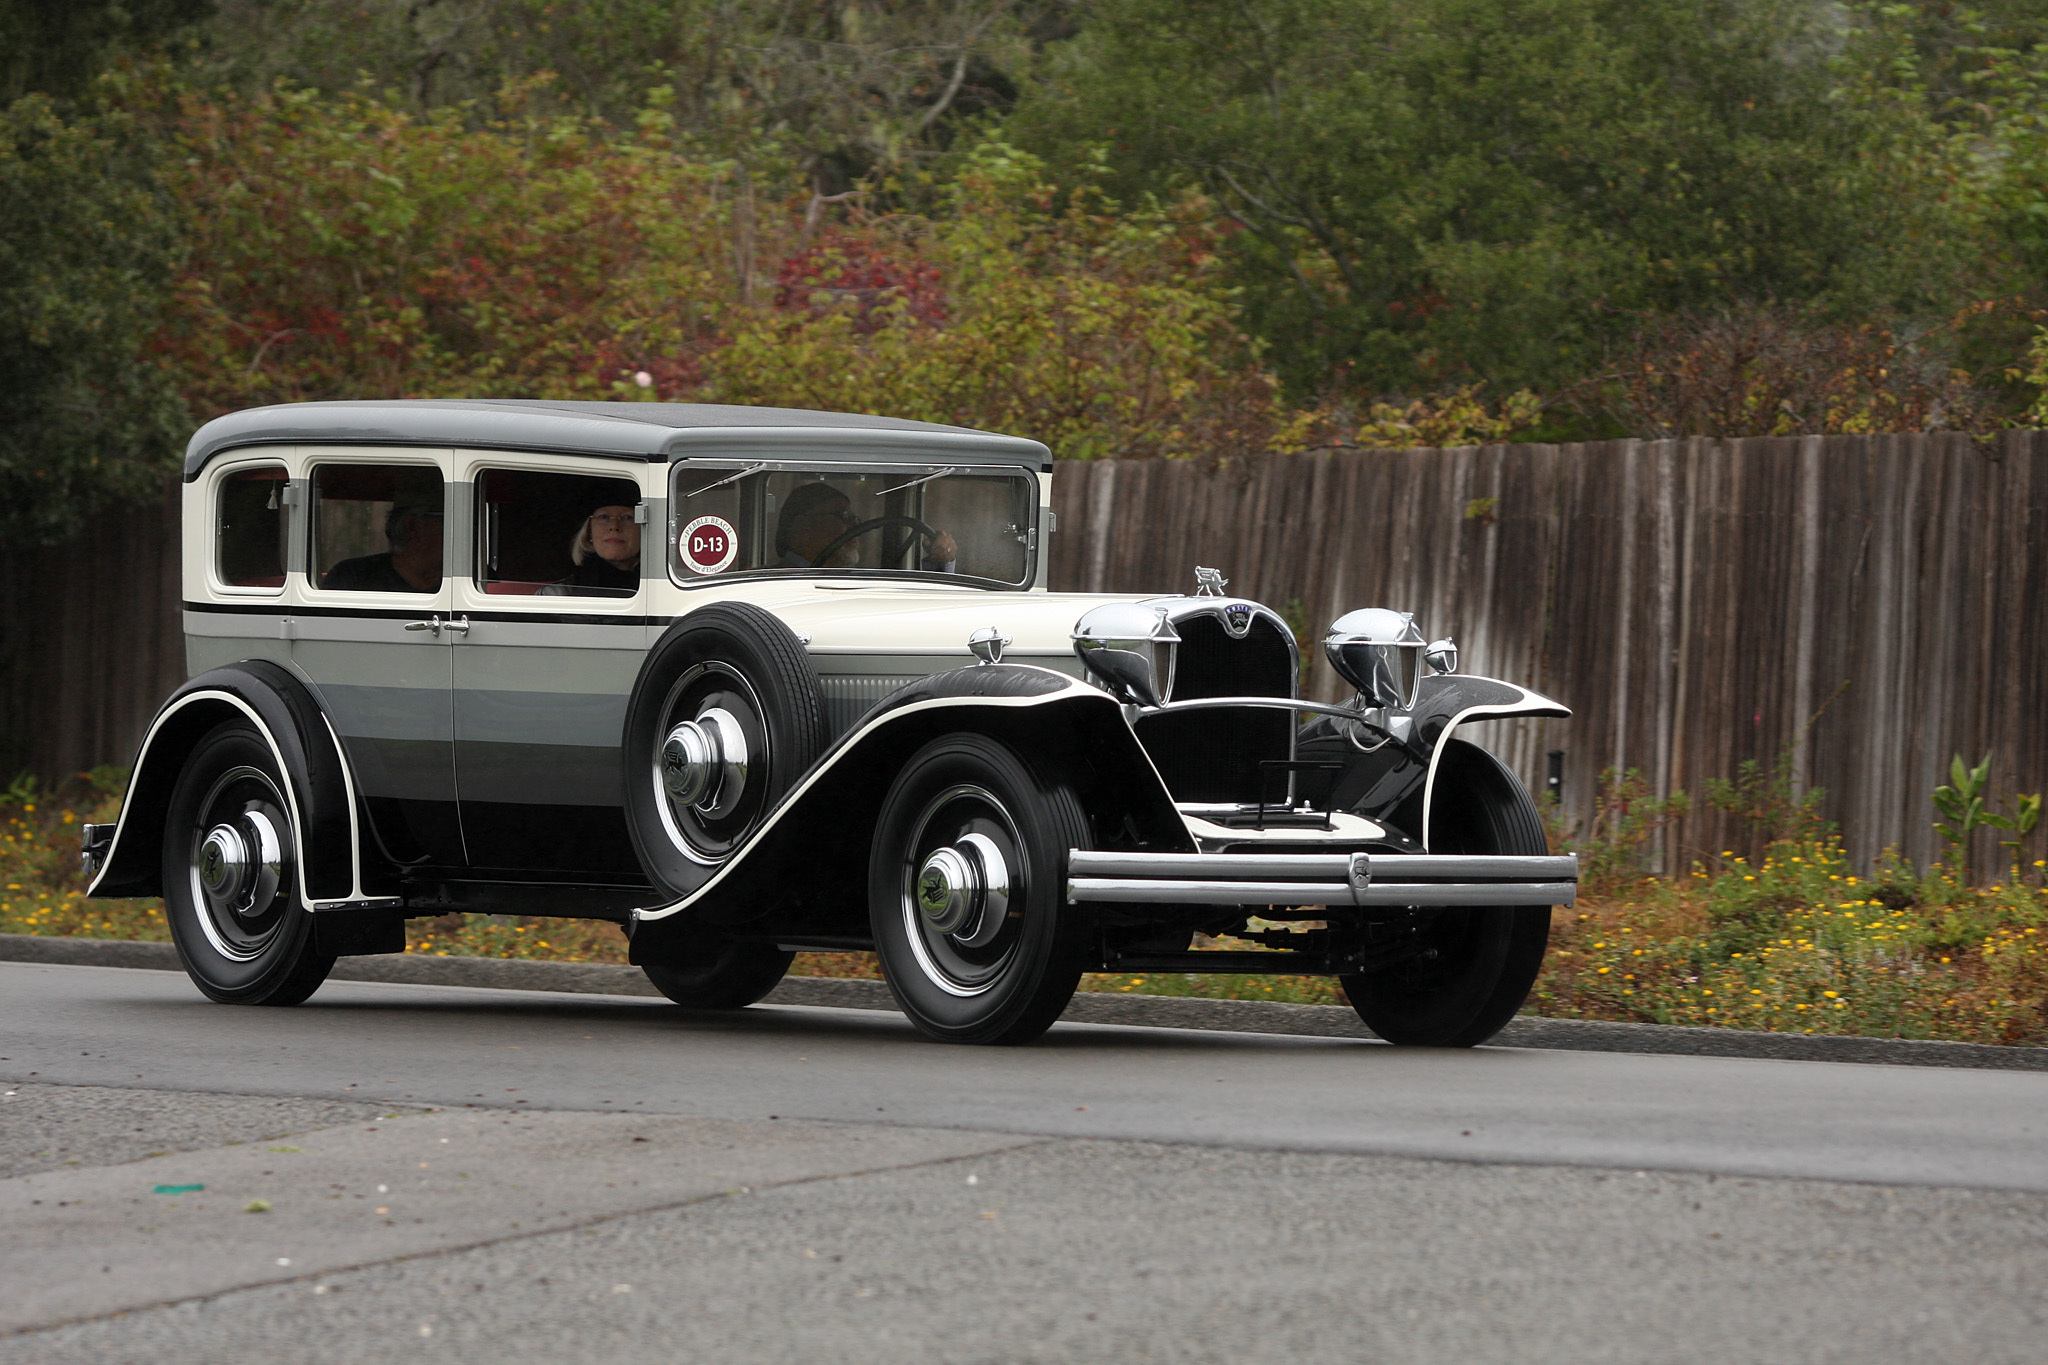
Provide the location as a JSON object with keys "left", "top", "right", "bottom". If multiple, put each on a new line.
{"left": 107, "top": 985, "right": 1431, "bottom": 1057}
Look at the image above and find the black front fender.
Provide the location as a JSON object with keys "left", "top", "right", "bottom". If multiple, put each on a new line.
{"left": 1298, "top": 673, "right": 1569, "bottom": 839}
{"left": 628, "top": 666, "right": 1189, "bottom": 962}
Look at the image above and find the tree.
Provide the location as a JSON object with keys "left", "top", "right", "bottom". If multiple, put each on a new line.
{"left": 193, "top": 0, "right": 1060, "bottom": 189}
{"left": 0, "top": 0, "right": 215, "bottom": 104}
{"left": 1012, "top": 0, "right": 1971, "bottom": 402}
{"left": 0, "top": 95, "right": 188, "bottom": 541}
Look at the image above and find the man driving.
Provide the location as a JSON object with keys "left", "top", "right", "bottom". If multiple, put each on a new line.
{"left": 775, "top": 481, "right": 957, "bottom": 571}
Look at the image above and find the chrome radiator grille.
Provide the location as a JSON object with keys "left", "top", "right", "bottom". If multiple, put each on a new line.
{"left": 1135, "top": 614, "right": 1297, "bottom": 803}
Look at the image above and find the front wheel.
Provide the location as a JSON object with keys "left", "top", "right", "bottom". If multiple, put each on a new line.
{"left": 1340, "top": 740, "right": 1551, "bottom": 1046}
{"left": 162, "top": 721, "right": 334, "bottom": 1005}
{"left": 641, "top": 940, "right": 794, "bottom": 1009}
{"left": 869, "top": 734, "right": 1090, "bottom": 1045}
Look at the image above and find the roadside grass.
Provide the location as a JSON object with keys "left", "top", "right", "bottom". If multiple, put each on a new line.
{"left": 0, "top": 770, "right": 167, "bottom": 943}
{"left": 1537, "top": 840, "right": 2048, "bottom": 1046}
{"left": 3, "top": 775, "right": 2042, "bottom": 1044}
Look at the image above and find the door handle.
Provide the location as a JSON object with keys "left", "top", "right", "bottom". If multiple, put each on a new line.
{"left": 443, "top": 615, "right": 471, "bottom": 636}
{"left": 405, "top": 616, "right": 443, "bottom": 636}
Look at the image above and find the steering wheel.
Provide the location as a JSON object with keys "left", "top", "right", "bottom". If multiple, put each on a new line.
{"left": 810, "top": 515, "right": 940, "bottom": 569}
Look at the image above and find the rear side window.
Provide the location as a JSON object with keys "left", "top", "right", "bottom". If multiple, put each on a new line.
{"left": 474, "top": 469, "right": 643, "bottom": 598}
{"left": 215, "top": 466, "right": 289, "bottom": 590}
{"left": 310, "top": 464, "right": 445, "bottom": 594}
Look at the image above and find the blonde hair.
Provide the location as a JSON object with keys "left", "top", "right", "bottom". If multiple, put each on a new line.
{"left": 570, "top": 510, "right": 641, "bottom": 569}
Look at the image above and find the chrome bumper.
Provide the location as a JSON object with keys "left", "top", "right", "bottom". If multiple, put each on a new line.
{"left": 1065, "top": 851, "right": 1577, "bottom": 908}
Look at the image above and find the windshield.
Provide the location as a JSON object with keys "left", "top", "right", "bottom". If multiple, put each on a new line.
{"left": 669, "top": 463, "right": 1038, "bottom": 586}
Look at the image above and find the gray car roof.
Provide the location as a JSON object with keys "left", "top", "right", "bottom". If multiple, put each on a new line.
{"left": 183, "top": 400, "right": 1052, "bottom": 479}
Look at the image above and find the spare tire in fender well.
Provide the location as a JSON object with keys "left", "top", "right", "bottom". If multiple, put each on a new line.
{"left": 621, "top": 601, "right": 831, "bottom": 899}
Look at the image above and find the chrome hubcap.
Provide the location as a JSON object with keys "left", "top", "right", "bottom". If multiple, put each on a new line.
{"left": 187, "top": 765, "right": 292, "bottom": 963}
{"left": 660, "top": 706, "right": 748, "bottom": 819}
{"left": 197, "top": 824, "right": 249, "bottom": 902}
{"left": 193, "top": 808, "right": 283, "bottom": 921}
{"left": 913, "top": 831, "right": 1011, "bottom": 948}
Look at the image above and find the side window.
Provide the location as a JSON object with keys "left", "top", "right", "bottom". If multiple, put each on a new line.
{"left": 215, "top": 465, "right": 289, "bottom": 589}
{"left": 476, "top": 469, "right": 643, "bottom": 598}
{"left": 922, "top": 474, "right": 1034, "bottom": 584}
{"left": 310, "top": 464, "right": 445, "bottom": 594}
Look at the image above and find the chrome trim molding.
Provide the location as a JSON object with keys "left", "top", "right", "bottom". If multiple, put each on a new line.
{"left": 1137, "top": 695, "right": 1377, "bottom": 724}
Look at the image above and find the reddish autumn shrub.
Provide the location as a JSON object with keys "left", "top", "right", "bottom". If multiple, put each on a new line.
{"left": 130, "top": 82, "right": 1314, "bottom": 458}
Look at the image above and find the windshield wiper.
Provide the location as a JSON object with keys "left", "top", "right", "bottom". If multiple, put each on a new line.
{"left": 876, "top": 466, "right": 958, "bottom": 496}
{"left": 683, "top": 462, "right": 766, "bottom": 496}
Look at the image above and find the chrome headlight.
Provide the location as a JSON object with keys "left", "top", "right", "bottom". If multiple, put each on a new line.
{"left": 1072, "top": 603, "right": 1180, "bottom": 707}
{"left": 1324, "top": 608, "right": 1425, "bottom": 709}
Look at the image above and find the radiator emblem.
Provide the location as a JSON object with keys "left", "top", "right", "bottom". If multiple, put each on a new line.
{"left": 1222, "top": 602, "right": 1254, "bottom": 637}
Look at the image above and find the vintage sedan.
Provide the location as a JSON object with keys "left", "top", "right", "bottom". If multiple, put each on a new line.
{"left": 83, "top": 400, "right": 1576, "bottom": 1045}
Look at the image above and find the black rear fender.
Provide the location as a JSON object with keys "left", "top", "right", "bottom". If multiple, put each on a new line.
{"left": 88, "top": 662, "right": 388, "bottom": 906}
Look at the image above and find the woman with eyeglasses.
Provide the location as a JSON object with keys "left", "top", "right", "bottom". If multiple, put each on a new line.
{"left": 540, "top": 497, "right": 642, "bottom": 596}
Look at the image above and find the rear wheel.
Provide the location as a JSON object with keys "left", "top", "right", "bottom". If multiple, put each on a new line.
{"left": 162, "top": 721, "right": 333, "bottom": 1005}
{"left": 869, "top": 734, "right": 1090, "bottom": 1045}
{"left": 1341, "top": 740, "right": 1551, "bottom": 1046}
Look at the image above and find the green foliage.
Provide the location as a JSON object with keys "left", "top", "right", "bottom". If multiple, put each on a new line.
{"left": 17, "top": 0, "right": 2048, "bottom": 545}
{"left": 150, "top": 81, "right": 737, "bottom": 413}
{"left": 1537, "top": 839, "right": 2048, "bottom": 1045}
{"left": 139, "top": 83, "right": 1306, "bottom": 458}
{"left": 1934, "top": 752, "right": 2001, "bottom": 882}
{"left": 1933, "top": 751, "right": 2043, "bottom": 884}
{"left": 0, "top": 0, "right": 214, "bottom": 104}
{"left": 1012, "top": 0, "right": 1966, "bottom": 401}
{"left": 708, "top": 143, "right": 1315, "bottom": 457}
{"left": 0, "top": 767, "right": 165, "bottom": 942}
{"left": 1704, "top": 753, "right": 1832, "bottom": 846}
{"left": 1352, "top": 385, "right": 1542, "bottom": 450}
{"left": 1561, "top": 768, "right": 1692, "bottom": 896}
{"left": 0, "top": 94, "right": 189, "bottom": 543}
{"left": 192, "top": 0, "right": 1048, "bottom": 183}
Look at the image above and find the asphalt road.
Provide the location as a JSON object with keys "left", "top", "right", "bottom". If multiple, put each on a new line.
{"left": 4, "top": 960, "right": 2046, "bottom": 1363}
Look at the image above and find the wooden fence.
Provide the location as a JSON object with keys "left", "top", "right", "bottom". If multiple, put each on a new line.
{"left": 1049, "top": 432, "right": 2048, "bottom": 878}
{"left": 4, "top": 433, "right": 2044, "bottom": 877}
{"left": 0, "top": 480, "right": 185, "bottom": 795}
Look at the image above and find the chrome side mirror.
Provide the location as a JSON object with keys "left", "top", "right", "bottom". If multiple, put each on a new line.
{"left": 1424, "top": 638, "right": 1458, "bottom": 676}
{"left": 1072, "top": 603, "right": 1179, "bottom": 707}
{"left": 1324, "top": 608, "right": 1425, "bottom": 709}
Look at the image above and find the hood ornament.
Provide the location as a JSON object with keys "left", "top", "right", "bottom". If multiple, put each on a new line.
{"left": 1193, "top": 566, "right": 1228, "bottom": 597}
